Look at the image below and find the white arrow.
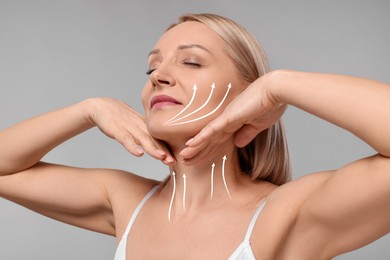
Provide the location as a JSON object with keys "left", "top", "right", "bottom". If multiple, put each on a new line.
{"left": 182, "top": 174, "right": 187, "bottom": 210}
{"left": 165, "top": 83, "right": 197, "bottom": 124}
{"left": 222, "top": 155, "right": 232, "bottom": 199}
{"left": 169, "top": 83, "right": 215, "bottom": 123}
{"left": 169, "top": 83, "right": 231, "bottom": 125}
{"left": 168, "top": 171, "right": 176, "bottom": 223}
{"left": 210, "top": 163, "right": 215, "bottom": 199}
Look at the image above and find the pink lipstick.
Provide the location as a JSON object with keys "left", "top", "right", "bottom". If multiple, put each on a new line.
{"left": 150, "top": 95, "right": 182, "bottom": 109}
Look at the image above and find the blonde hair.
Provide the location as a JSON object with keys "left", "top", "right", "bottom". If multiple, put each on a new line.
{"left": 169, "top": 13, "right": 291, "bottom": 185}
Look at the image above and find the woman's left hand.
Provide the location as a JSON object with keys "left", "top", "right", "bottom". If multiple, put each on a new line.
{"left": 180, "top": 72, "right": 286, "bottom": 164}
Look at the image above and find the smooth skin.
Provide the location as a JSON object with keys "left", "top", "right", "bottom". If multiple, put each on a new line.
{"left": 0, "top": 21, "right": 389, "bottom": 259}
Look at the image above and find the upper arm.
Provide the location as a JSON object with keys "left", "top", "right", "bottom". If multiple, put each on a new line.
{"left": 0, "top": 162, "right": 153, "bottom": 236}
{"left": 299, "top": 154, "right": 390, "bottom": 256}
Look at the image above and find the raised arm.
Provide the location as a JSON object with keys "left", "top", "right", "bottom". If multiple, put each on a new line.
{"left": 180, "top": 70, "right": 390, "bottom": 160}
{"left": 271, "top": 70, "right": 390, "bottom": 157}
{"left": 271, "top": 71, "right": 390, "bottom": 256}
{"left": 0, "top": 98, "right": 173, "bottom": 174}
{"left": 181, "top": 70, "right": 390, "bottom": 256}
{"left": 0, "top": 101, "right": 92, "bottom": 174}
{"left": 0, "top": 98, "right": 172, "bottom": 235}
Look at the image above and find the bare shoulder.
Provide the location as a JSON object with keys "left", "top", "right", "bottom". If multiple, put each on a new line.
{"left": 262, "top": 170, "right": 334, "bottom": 231}
{"left": 266, "top": 170, "right": 334, "bottom": 206}
{"left": 101, "top": 168, "right": 160, "bottom": 199}
{"left": 100, "top": 168, "right": 161, "bottom": 238}
{"left": 266, "top": 156, "right": 390, "bottom": 258}
{"left": 0, "top": 162, "right": 160, "bottom": 238}
{"left": 250, "top": 171, "right": 335, "bottom": 259}
{"left": 252, "top": 171, "right": 335, "bottom": 227}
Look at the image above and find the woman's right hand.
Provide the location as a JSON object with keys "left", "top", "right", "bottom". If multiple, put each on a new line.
{"left": 0, "top": 97, "right": 168, "bottom": 236}
{"left": 87, "top": 98, "right": 175, "bottom": 165}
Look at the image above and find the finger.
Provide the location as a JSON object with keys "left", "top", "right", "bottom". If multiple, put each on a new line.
{"left": 121, "top": 134, "right": 145, "bottom": 157}
{"left": 180, "top": 143, "right": 208, "bottom": 160}
{"left": 133, "top": 132, "right": 168, "bottom": 160}
{"left": 149, "top": 138, "right": 176, "bottom": 165}
{"left": 181, "top": 127, "right": 226, "bottom": 159}
{"left": 181, "top": 129, "right": 232, "bottom": 161}
{"left": 132, "top": 117, "right": 174, "bottom": 160}
{"left": 117, "top": 125, "right": 158, "bottom": 159}
{"left": 129, "top": 127, "right": 176, "bottom": 165}
{"left": 182, "top": 142, "right": 221, "bottom": 165}
{"left": 186, "top": 115, "right": 235, "bottom": 147}
{"left": 234, "top": 124, "right": 263, "bottom": 148}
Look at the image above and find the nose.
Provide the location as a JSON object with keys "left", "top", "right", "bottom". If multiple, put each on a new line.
{"left": 149, "top": 63, "right": 176, "bottom": 88}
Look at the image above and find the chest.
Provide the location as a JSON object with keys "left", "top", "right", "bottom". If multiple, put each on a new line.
{"left": 116, "top": 182, "right": 331, "bottom": 260}
{"left": 122, "top": 200, "right": 301, "bottom": 260}
{"left": 125, "top": 206, "right": 261, "bottom": 259}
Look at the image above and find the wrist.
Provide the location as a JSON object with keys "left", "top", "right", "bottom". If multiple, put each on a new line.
{"left": 264, "top": 69, "right": 294, "bottom": 105}
{"left": 78, "top": 98, "right": 99, "bottom": 128}
{"left": 259, "top": 69, "right": 294, "bottom": 109}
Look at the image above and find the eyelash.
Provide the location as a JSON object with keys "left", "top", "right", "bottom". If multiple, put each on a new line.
{"left": 146, "top": 61, "right": 201, "bottom": 75}
{"left": 183, "top": 61, "right": 201, "bottom": 67}
{"left": 146, "top": 68, "right": 156, "bottom": 75}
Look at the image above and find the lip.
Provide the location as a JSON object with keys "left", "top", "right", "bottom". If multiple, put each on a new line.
{"left": 150, "top": 94, "right": 182, "bottom": 109}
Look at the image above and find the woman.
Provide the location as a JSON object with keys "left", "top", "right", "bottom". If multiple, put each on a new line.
{"left": 0, "top": 13, "right": 389, "bottom": 259}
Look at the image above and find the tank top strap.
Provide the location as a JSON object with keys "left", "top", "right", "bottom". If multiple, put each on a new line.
{"left": 123, "top": 185, "right": 160, "bottom": 236}
{"left": 244, "top": 198, "right": 267, "bottom": 242}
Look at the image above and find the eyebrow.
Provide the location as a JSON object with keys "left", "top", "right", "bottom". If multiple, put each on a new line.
{"left": 148, "top": 44, "right": 211, "bottom": 57}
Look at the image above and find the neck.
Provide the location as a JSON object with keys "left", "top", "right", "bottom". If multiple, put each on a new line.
{"left": 161, "top": 139, "right": 248, "bottom": 221}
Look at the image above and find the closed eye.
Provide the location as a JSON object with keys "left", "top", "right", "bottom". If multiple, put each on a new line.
{"left": 146, "top": 68, "right": 157, "bottom": 75}
{"left": 183, "top": 62, "right": 201, "bottom": 67}
{"left": 146, "top": 61, "right": 201, "bottom": 75}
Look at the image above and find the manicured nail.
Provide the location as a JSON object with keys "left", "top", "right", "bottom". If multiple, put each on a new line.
{"left": 156, "top": 150, "right": 166, "bottom": 157}
{"left": 185, "top": 138, "right": 194, "bottom": 146}
{"left": 166, "top": 156, "right": 174, "bottom": 163}
{"left": 135, "top": 146, "right": 144, "bottom": 155}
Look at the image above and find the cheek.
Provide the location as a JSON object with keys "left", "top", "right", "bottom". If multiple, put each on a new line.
{"left": 147, "top": 114, "right": 202, "bottom": 142}
{"left": 203, "top": 81, "right": 235, "bottom": 111}
{"left": 141, "top": 84, "right": 152, "bottom": 113}
{"left": 143, "top": 79, "right": 242, "bottom": 142}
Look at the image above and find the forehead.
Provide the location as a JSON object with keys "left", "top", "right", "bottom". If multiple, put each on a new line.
{"left": 152, "top": 21, "right": 225, "bottom": 54}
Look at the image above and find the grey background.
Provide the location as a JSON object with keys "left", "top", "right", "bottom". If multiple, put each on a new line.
{"left": 0, "top": 0, "right": 389, "bottom": 259}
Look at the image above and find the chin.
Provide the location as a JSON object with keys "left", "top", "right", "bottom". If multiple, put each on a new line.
{"left": 147, "top": 116, "right": 205, "bottom": 144}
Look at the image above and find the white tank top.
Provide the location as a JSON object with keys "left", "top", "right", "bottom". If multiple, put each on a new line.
{"left": 114, "top": 185, "right": 266, "bottom": 260}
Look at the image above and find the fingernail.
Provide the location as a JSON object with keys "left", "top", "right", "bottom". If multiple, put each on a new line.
{"left": 166, "top": 156, "right": 174, "bottom": 163}
{"left": 135, "top": 146, "right": 144, "bottom": 155}
{"left": 185, "top": 138, "right": 194, "bottom": 146}
{"left": 156, "top": 150, "right": 166, "bottom": 157}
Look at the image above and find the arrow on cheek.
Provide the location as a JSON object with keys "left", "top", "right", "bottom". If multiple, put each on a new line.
{"left": 168, "top": 83, "right": 231, "bottom": 126}
{"left": 169, "top": 83, "right": 215, "bottom": 123}
{"left": 165, "top": 83, "right": 197, "bottom": 124}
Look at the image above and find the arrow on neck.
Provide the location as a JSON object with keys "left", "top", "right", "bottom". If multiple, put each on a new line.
{"left": 222, "top": 155, "right": 232, "bottom": 199}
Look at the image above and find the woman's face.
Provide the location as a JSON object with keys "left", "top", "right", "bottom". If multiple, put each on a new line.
{"left": 142, "top": 21, "right": 244, "bottom": 144}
